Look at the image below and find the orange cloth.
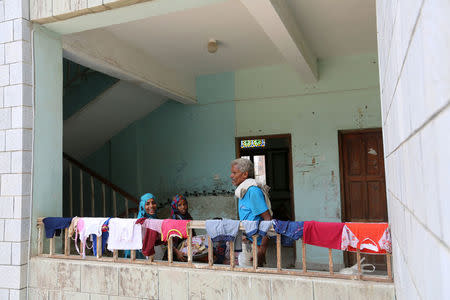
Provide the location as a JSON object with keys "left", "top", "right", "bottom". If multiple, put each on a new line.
{"left": 344, "top": 222, "right": 390, "bottom": 254}
{"left": 161, "top": 219, "right": 190, "bottom": 242}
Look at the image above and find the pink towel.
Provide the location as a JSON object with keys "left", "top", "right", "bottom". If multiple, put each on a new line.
{"left": 161, "top": 219, "right": 190, "bottom": 242}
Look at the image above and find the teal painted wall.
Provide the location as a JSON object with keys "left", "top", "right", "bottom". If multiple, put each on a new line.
{"left": 32, "top": 26, "right": 63, "bottom": 254}
{"left": 81, "top": 72, "right": 236, "bottom": 212}
{"left": 138, "top": 72, "right": 235, "bottom": 204}
{"left": 235, "top": 53, "right": 382, "bottom": 265}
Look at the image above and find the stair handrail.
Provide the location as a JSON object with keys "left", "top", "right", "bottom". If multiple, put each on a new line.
{"left": 63, "top": 152, "right": 139, "bottom": 206}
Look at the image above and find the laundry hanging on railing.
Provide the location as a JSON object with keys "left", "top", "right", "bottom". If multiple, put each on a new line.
{"left": 341, "top": 222, "right": 391, "bottom": 253}
{"left": 258, "top": 221, "right": 273, "bottom": 237}
{"left": 240, "top": 220, "right": 274, "bottom": 242}
{"left": 136, "top": 218, "right": 162, "bottom": 256}
{"left": 43, "top": 217, "right": 73, "bottom": 238}
{"left": 107, "top": 218, "right": 142, "bottom": 250}
{"left": 92, "top": 218, "right": 111, "bottom": 256}
{"left": 35, "top": 216, "right": 394, "bottom": 283}
{"left": 161, "top": 219, "right": 190, "bottom": 242}
{"left": 272, "top": 220, "right": 304, "bottom": 246}
{"left": 77, "top": 217, "right": 109, "bottom": 257}
{"left": 205, "top": 219, "right": 242, "bottom": 252}
{"left": 241, "top": 220, "right": 258, "bottom": 237}
{"left": 205, "top": 219, "right": 240, "bottom": 242}
{"left": 138, "top": 218, "right": 163, "bottom": 233}
{"left": 68, "top": 217, "right": 79, "bottom": 239}
{"left": 303, "top": 221, "right": 344, "bottom": 250}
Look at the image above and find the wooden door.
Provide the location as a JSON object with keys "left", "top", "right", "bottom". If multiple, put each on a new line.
{"left": 339, "top": 129, "right": 388, "bottom": 268}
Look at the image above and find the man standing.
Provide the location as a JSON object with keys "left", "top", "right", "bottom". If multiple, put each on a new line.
{"left": 230, "top": 158, "right": 272, "bottom": 266}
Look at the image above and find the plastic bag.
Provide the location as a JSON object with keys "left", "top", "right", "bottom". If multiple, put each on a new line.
{"left": 339, "top": 257, "right": 376, "bottom": 274}
{"left": 238, "top": 242, "right": 253, "bottom": 267}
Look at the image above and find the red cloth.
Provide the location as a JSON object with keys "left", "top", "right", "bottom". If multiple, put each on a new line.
{"left": 136, "top": 218, "right": 146, "bottom": 225}
{"left": 345, "top": 222, "right": 390, "bottom": 254}
{"left": 303, "top": 221, "right": 344, "bottom": 250}
{"left": 161, "top": 219, "right": 190, "bottom": 242}
{"left": 142, "top": 228, "right": 162, "bottom": 256}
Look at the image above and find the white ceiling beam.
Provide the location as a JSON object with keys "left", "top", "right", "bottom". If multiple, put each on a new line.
{"left": 240, "top": 0, "right": 318, "bottom": 82}
{"left": 43, "top": 0, "right": 227, "bottom": 35}
{"left": 63, "top": 29, "right": 196, "bottom": 104}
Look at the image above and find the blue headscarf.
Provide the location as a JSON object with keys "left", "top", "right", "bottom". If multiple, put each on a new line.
{"left": 138, "top": 193, "right": 157, "bottom": 219}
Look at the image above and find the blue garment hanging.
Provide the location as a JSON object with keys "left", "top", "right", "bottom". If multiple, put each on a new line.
{"left": 205, "top": 219, "right": 240, "bottom": 242}
{"left": 272, "top": 220, "right": 304, "bottom": 246}
{"left": 43, "top": 217, "right": 73, "bottom": 239}
{"left": 258, "top": 221, "right": 272, "bottom": 237}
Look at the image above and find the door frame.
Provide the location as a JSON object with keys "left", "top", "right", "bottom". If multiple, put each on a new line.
{"left": 235, "top": 133, "right": 295, "bottom": 221}
{"left": 337, "top": 127, "right": 383, "bottom": 222}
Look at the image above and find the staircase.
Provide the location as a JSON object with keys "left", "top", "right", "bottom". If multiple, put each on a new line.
{"left": 62, "top": 58, "right": 167, "bottom": 161}
{"left": 63, "top": 152, "right": 138, "bottom": 218}
{"left": 63, "top": 58, "right": 119, "bottom": 121}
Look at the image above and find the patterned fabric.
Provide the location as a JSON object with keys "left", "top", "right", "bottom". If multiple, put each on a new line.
{"left": 341, "top": 223, "right": 391, "bottom": 253}
{"left": 341, "top": 225, "right": 358, "bottom": 250}
{"left": 379, "top": 228, "right": 392, "bottom": 253}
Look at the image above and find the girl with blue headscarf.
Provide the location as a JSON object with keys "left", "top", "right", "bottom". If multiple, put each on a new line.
{"left": 139, "top": 193, "right": 158, "bottom": 219}
{"left": 125, "top": 193, "right": 158, "bottom": 259}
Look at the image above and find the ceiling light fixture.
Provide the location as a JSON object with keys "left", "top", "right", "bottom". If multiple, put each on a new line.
{"left": 207, "top": 38, "right": 218, "bottom": 53}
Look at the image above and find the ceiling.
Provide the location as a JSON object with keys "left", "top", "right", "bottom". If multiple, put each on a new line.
{"left": 286, "top": 0, "right": 377, "bottom": 58}
{"left": 62, "top": 0, "right": 378, "bottom": 158}
{"left": 95, "top": 0, "right": 376, "bottom": 75}
{"left": 103, "top": 0, "right": 285, "bottom": 76}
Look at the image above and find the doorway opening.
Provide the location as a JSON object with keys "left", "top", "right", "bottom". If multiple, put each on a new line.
{"left": 235, "top": 134, "right": 294, "bottom": 221}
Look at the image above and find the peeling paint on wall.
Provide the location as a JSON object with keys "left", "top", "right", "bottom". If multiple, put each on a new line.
{"left": 353, "top": 105, "right": 369, "bottom": 128}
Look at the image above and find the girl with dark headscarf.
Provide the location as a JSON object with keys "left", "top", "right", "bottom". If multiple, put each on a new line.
{"left": 168, "top": 194, "right": 195, "bottom": 261}
{"left": 171, "top": 194, "right": 193, "bottom": 220}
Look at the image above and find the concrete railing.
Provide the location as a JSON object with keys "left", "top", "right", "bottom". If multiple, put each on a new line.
{"left": 36, "top": 218, "right": 393, "bottom": 283}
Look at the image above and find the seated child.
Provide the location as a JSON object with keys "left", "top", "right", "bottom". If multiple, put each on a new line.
{"left": 170, "top": 194, "right": 193, "bottom": 261}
